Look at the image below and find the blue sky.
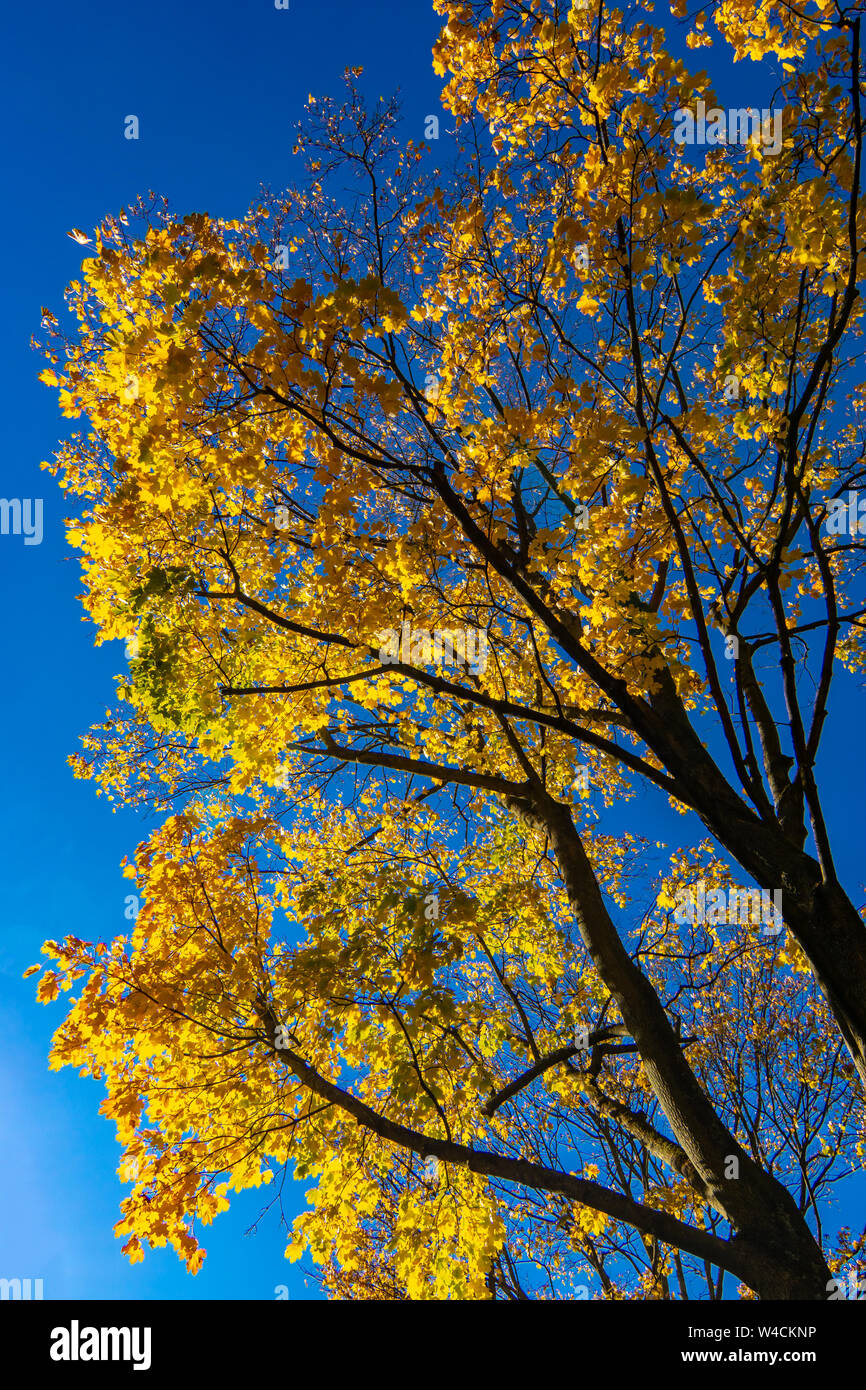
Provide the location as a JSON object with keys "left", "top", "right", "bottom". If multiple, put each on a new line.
{"left": 0, "top": 0, "right": 445, "bottom": 1302}
{"left": 0, "top": 0, "right": 863, "bottom": 1302}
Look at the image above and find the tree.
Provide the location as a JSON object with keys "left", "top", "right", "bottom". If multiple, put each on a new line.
{"left": 31, "top": 0, "right": 866, "bottom": 1299}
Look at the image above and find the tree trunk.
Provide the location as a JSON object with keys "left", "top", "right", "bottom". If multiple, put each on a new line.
{"left": 538, "top": 795, "right": 833, "bottom": 1300}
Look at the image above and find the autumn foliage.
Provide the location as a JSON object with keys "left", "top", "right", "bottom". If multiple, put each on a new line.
{"left": 30, "top": 0, "right": 866, "bottom": 1298}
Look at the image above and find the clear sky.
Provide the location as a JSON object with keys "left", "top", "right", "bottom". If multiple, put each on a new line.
{"left": 0, "top": 0, "right": 445, "bottom": 1302}
{"left": 0, "top": 0, "right": 863, "bottom": 1302}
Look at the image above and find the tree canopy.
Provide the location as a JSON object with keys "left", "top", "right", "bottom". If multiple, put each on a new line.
{"left": 31, "top": 0, "right": 866, "bottom": 1299}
